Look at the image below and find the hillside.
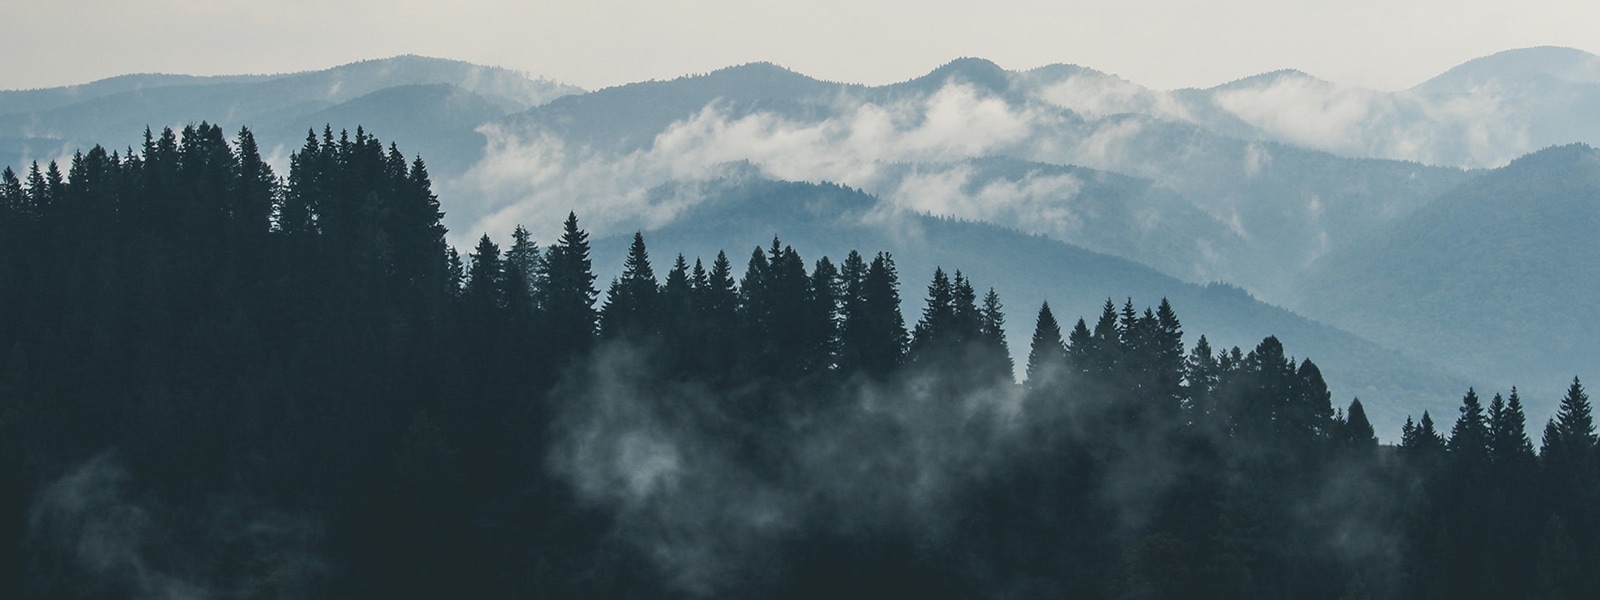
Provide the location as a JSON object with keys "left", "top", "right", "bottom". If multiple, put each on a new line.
{"left": 582, "top": 176, "right": 1473, "bottom": 436}
{"left": 1299, "top": 143, "right": 1600, "bottom": 415}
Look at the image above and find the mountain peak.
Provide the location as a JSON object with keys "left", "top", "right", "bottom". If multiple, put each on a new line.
{"left": 904, "top": 57, "right": 1011, "bottom": 94}
{"left": 1417, "top": 46, "right": 1600, "bottom": 91}
{"left": 1210, "top": 69, "right": 1326, "bottom": 91}
{"left": 697, "top": 61, "right": 823, "bottom": 87}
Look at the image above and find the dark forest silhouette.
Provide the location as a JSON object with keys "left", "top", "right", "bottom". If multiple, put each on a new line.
{"left": 1, "top": 125, "right": 1597, "bottom": 599}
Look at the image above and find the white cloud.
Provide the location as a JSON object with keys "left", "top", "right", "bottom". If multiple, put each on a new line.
{"left": 448, "top": 83, "right": 1054, "bottom": 246}
{"left": 1035, "top": 71, "right": 1193, "bottom": 122}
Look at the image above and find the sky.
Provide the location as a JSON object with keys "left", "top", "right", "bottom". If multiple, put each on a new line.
{"left": 2, "top": 0, "right": 1597, "bottom": 92}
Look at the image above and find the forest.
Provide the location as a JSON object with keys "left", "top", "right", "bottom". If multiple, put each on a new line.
{"left": 0, "top": 124, "right": 1597, "bottom": 599}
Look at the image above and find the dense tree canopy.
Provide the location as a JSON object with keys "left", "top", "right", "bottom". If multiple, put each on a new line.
{"left": 0, "top": 126, "right": 1595, "bottom": 599}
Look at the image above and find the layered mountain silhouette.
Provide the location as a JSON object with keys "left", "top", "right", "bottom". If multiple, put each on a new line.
{"left": 6, "top": 48, "right": 1599, "bottom": 436}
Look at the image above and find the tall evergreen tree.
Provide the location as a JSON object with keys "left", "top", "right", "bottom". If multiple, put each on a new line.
{"left": 977, "top": 287, "right": 1013, "bottom": 382}
{"left": 1025, "top": 302, "right": 1068, "bottom": 389}
{"left": 1338, "top": 398, "right": 1378, "bottom": 455}
{"left": 1488, "top": 390, "right": 1535, "bottom": 465}
{"left": 537, "top": 212, "right": 598, "bottom": 355}
{"left": 464, "top": 235, "right": 504, "bottom": 314}
{"left": 232, "top": 127, "right": 277, "bottom": 239}
{"left": 840, "top": 252, "right": 905, "bottom": 378}
{"left": 910, "top": 267, "right": 956, "bottom": 361}
{"left": 809, "top": 256, "right": 843, "bottom": 374}
{"left": 600, "top": 232, "right": 659, "bottom": 340}
{"left": 1448, "top": 389, "right": 1491, "bottom": 472}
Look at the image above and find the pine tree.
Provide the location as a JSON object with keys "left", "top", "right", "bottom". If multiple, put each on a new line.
{"left": 1488, "top": 389, "right": 1535, "bottom": 466}
{"left": 277, "top": 130, "right": 323, "bottom": 237}
{"left": 464, "top": 235, "right": 504, "bottom": 314}
{"left": 502, "top": 225, "right": 539, "bottom": 321}
{"left": 1066, "top": 318, "right": 1092, "bottom": 376}
{"left": 537, "top": 212, "right": 598, "bottom": 355}
{"left": 694, "top": 251, "right": 740, "bottom": 383}
{"left": 809, "top": 256, "right": 843, "bottom": 373}
{"left": 951, "top": 272, "right": 981, "bottom": 345}
{"left": 1088, "top": 298, "right": 1120, "bottom": 378}
{"left": 600, "top": 232, "right": 659, "bottom": 340}
{"left": 1547, "top": 378, "right": 1597, "bottom": 456}
{"left": 910, "top": 267, "right": 955, "bottom": 361}
{"left": 1186, "top": 335, "right": 1222, "bottom": 426}
{"left": 233, "top": 127, "right": 277, "bottom": 239}
{"left": 1332, "top": 398, "right": 1376, "bottom": 455}
{"left": 1151, "top": 298, "right": 1187, "bottom": 417}
{"left": 1025, "top": 302, "right": 1068, "bottom": 388}
{"left": 840, "top": 252, "right": 905, "bottom": 378}
{"left": 1448, "top": 388, "right": 1491, "bottom": 471}
{"left": 659, "top": 254, "right": 696, "bottom": 374}
{"left": 1401, "top": 411, "right": 1448, "bottom": 468}
{"left": 977, "top": 288, "right": 1013, "bottom": 382}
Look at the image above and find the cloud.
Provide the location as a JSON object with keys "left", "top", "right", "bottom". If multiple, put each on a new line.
{"left": 1206, "top": 74, "right": 1538, "bottom": 168}
{"left": 880, "top": 163, "right": 1087, "bottom": 239}
{"left": 26, "top": 451, "right": 328, "bottom": 599}
{"left": 446, "top": 83, "right": 1054, "bottom": 246}
{"left": 545, "top": 342, "right": 1029, "bottom": 595}
{"left": 1034, "top": 70, "right": 1194, "bottom": 122}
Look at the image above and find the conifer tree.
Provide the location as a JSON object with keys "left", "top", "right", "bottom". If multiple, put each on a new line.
{"left": 952, "top": 272, "right": 981, "bottom": 345}
{"left": 1185, "top": 335, "right": 1221, "bottom": 423}
{"left": 1488, "top": 389, "right": 1535, "bottom": 465}
{"left": 1401, "top": 411, "right": 1448, "bottom": 467}
{"left": 464, "top": 235, "right": 504, "bottom": 313}
{"left": 840, "top": 252, "right": 905, "bottom": 378}
{"left": 537, "top": 212, "right": 598, "bottom": 355}
{"left": 233, "top": 128, "right": 276, "bottom": 239}
{"left": 277, "top": 130, "right": 323, "bottom": 237}
{"left": 1025, "top": 302, "right": 1068, "bottom": 388}
{"left": 1151, "top": 299, "right": 1187, "bottom": 416}
{"left": 659, "top": 254, "right": 696, "bottom": 373}
{"left": 809, "top": 256, "right": 843, "bottom": 373}
{"left": 694, "top": 251, "right": 740, "bottom": 382}
{"left": 502, "top": 225, "right": 539, "bottom": 321}
{"left": 1448, "top": 389, "right": 1491, "bottom": 471}
{"left": 1066, "top": 318, "right": 1093, "bottom": 376}
{"left": 1546, "top": 377, "right": 1597, "bottom": 456}
{"left": 910, "top": 267, "right": 955, "bottom": 361}
{"left": 1339, "top": 398, "right": 1378, "bottom": 455}
{"left": 600, "top": 232, "right": 659, "bottom": 340}
{"left": 1088, "top": 298, "right": 1120, "bottom": 377}
{"left": 977, "top": 288, "right": 1013, "bottom": 382}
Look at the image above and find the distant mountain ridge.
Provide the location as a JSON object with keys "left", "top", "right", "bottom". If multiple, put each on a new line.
{"left": 1297, "top": 143, "right": 1600, "bottom": 421}
{"left": 584, "top": 176, "right": 1472, "bottom": 436}
{"left": 5, "top": 49, "right": 1597, "bottom": 436}
{"left": 0, "top": 55, "right": 583, "bottom": 176}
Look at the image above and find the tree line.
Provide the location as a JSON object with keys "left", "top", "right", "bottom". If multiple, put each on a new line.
{"left": 0, "top": 125, "right": 1596, "bottom": 599}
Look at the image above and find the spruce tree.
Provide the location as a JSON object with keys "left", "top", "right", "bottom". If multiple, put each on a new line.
{"left": 1339, "top": 398, "right": 1378, "bottom": 455}
{"left": 1025, "top": 302, "right": 1068, "bottom": 388}
{"left": 841, "top": 252, "right": 905, "bottom": 378}
{"left": 1489, "top": 389, "right": 1535, "bottom": 465}
{"left": 977, "top": 288, "right": 1013, "bottom": 382}
{"left": 464, "top": 235, "right": 504, "bottom": 314}
{"left": 910, "top": 267, "right": 955, "bottom": 361}
{"left": 600, "top": 232, "right": 659, "bottom": 340}
{"left": 1448, "top": 388, "right": 1491, "bottom": 471}
{"left": 537, "top": 212, "right": 598, "bottom": 355}
{"left": 809, "top": 257, "right": 842, "bottom": 373}
{"left": 502, "top": 225, "right": 539, "bottom": 320}
{"left": 1185, "top": 335, "right": 1221, "bottom": 425}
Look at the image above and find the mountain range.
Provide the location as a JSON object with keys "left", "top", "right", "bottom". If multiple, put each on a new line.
{"left": 5, "top": 48, "right": 1600, "bottom": 436}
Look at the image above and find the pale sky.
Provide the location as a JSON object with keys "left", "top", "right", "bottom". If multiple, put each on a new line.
{"left": 3, "top": 0, "right": 1596, "bottom": 92}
